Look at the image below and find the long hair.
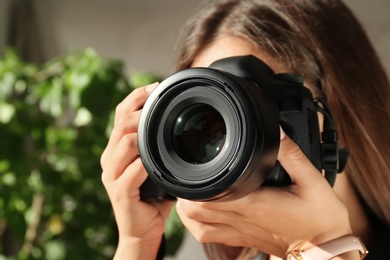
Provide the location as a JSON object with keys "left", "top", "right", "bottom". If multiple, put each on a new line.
{"left": 174, "top": 0, "right": 390, "bottom": 258}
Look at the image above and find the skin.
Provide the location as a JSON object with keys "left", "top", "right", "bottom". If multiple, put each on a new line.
{"left": 101, "top": 36, "right": 371, "bottom": 259}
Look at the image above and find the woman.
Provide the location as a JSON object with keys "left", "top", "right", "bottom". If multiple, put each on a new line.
{"left": 100, "top": 0, "right": 390, "bottom": 259}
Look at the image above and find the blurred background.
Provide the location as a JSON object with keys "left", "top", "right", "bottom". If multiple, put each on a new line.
{"left": 1, "top": 0, "right": 389, "bottom": 76}
{"left": 0, "top": 0, "right": 389, "bottom": 259}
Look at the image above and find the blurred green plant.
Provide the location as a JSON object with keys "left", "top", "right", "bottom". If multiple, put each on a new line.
{"left": 0, "top": 48, "right": 184, "bottom": 259}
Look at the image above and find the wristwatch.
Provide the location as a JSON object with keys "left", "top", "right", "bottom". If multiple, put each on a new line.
{"left": 286, "top": 235, "right": 368, "bottom": 260}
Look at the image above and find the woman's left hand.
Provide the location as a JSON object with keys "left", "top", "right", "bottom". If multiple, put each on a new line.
{"left": 176, "top": 132, "right": 353, "bottom": 257}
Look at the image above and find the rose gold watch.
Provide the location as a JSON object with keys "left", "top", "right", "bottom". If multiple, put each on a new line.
{"left": 286, "top": 235, "right": 368, "bottom": 260}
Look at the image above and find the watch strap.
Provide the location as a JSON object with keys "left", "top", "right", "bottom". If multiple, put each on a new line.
{"left": 289, "top": 235, "right": 368, "bottom": 260}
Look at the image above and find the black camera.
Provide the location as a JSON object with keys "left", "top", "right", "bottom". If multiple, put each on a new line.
{"left": 138, "top": 55, "right": 343, "bottom": 201}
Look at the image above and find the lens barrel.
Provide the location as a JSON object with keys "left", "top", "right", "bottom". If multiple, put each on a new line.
{"left": 138, "top": 65, "right": 280, "bottom": 201}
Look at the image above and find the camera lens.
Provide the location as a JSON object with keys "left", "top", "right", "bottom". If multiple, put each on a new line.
{"left": 172, "top": 104, "right": 226, "bottom": 164}
{"left": 137, "top": 61, "right": 280, "bottom": 200}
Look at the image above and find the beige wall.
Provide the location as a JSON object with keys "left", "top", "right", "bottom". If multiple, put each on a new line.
{"left": 346, "top": 0, "right": 390, "bottom": 77}
{"left": 33, "top": 0, "right": 200, "bottom": 76}
{"left": 2, "top": 0, "right": 389, "bottom": 77}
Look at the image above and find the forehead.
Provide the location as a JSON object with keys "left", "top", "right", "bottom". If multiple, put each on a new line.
{"left": 191, "top": 36, "right": 321, "bottom": 96}
{"left": 191, "top": 36, "right": 288, "bottom": 74}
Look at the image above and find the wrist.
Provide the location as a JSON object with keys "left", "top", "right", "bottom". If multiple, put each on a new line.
{"left": 289, "top": 226, "right": 354, "bottom": 253}
{"left": 114, "top": 236, "right": 162, "bottom": 260}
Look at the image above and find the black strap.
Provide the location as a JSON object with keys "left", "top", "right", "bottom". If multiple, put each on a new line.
{"left": 156, "top": 235, "right": 166, "bottom": 260}
{"left": 313, "top": 98, "right": 349, "bottom": 186}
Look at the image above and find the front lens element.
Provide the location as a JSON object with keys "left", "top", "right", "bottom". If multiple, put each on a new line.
{"left": 172, "top": 104, "right": 226, "bottom": 164}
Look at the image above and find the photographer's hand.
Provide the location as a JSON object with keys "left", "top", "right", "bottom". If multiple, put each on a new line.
{"left": 176, "top": 129, "right": 356, "bottom": 258}
{"left": 101, "top": 83, "right": 174, "bottom": 260}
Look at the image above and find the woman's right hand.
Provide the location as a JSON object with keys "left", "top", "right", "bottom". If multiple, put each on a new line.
{"left": 101, "top": 83, "right": 174, "bottom": 259}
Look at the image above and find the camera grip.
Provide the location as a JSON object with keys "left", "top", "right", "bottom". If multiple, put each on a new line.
{"left": 265, "top": 98, "right": 322, "bottom": 186}
{"left": 140, "top": 177, "right": 176, "bottom": 202}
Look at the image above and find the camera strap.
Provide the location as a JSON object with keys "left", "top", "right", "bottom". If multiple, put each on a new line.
{"left": 313, "top": 97, "right": 349, "bottom": 186}
{"left": 156, "top": 235, "right": 166, "bottom": 260}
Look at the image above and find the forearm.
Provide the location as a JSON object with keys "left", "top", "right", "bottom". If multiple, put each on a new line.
{"left": 114, "top": 237, "right": 161, "bottom": 260}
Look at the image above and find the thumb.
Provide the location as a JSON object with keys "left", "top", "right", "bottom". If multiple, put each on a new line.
{"left": 277, "top": 128, "right": 324, "bottom": 186}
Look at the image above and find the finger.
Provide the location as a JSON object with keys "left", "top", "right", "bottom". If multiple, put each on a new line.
{"left": 118, "top": 157, "right": 149, "bottom": 192}
{"left": 277, "top": 128, "right": 324, "bottom": 186}
{"left": 113, "top": 157, "right": 174, "bottom": 216}
{"left": 177, "top": 211, "right": 242, "bottom": 246}
{"left": 102, "top": 157, "right": 148, "bottom": 206}
{"left": 101, "top": 133, "right": 139, "bottom": 183}
{"left": 101, "top": 83, "right": 158, "bottom": 169}
{"left": 176, "top": 199, "right": 241, "bottom": 224}
{"left": 177, "top": 186, "right": 291, "bottom": 218}
{"left": 101, "top": 110, "right": 141, "bottom": 168}
{"left": 114, "top": 82, "right": 158, "bottom": 127}
{"left": 120, "top": 158, "right": 174, "bottom": 220}
{"left": 176, "top": 197, "right": 269, "bottom": 230}
{"left": 178, "top": 210, "right": 279, "bottom": 253}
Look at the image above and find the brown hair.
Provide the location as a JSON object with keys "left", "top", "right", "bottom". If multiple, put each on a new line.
{"left": 174, "top": 0, "right": 390, "bottom": 258}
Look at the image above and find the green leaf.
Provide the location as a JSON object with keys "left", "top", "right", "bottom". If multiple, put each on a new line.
{"left": 129, "top": 71, "right": 161, "bottom": 88}
{"left": 44, "top": 240, "right": 66, "bottom": 260}
{"left": 27, "top": 170, "right": 44, "bottom": 192}
{"left": 0, "top": 72, "right": 16, "bottom": 99}
{"left": 73, "top": 107, "right": 92, "bottom": 127}
{"left": 0, "top": 101, "right": 16, "bottom": 123}
{"left": 38, "top": 79, "right": 64, "bottom": 118}
{"left": 2, "top": 172, "right": 16, "bottom": 186}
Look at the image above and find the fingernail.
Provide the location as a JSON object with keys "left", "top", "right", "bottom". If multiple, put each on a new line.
{"left": 280, "top": 126, "right": 286, "bottom": 140}
{"left": 145, "top": 82, "right": 159, "bottom": 93}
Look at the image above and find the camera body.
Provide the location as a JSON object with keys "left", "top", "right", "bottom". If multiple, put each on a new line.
{"left": 138, "top": 55, "right": 322, "bottom": 201}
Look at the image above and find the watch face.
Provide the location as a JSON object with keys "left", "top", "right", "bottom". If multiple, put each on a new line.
{"left": 287, "top": 251, "right": 302, "bottom": 260}
{"left": 287, "top": 255, "right": 296, "bottom": 260}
